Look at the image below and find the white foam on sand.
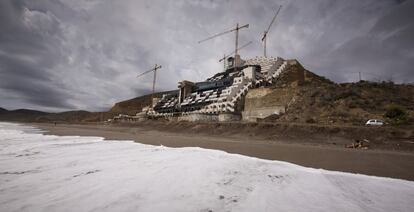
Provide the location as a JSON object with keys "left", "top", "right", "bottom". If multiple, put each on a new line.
{"left": 0, "top": 122, "right": 413, "bottom": 212}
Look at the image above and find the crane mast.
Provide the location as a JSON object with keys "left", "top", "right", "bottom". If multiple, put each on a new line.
{"left": 262, "top": 5, "right": 282, "bottom": 57}
{"left": 199, "top": 23, "right": 249, "bottom": 71}
{"left": 137, "top": 64, "right": 162, "bottom": 109}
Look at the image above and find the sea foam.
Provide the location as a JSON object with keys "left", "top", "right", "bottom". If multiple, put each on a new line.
{"left": 0, "top": 122, "right": 413, "bottom": 212}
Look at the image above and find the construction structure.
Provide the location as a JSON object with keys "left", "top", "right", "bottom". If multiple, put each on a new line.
{"left": 145, "top": 55, "right": 304, "bottom": 122}
{"left": 114, "top": 7, "right": 307, "bottom": 122}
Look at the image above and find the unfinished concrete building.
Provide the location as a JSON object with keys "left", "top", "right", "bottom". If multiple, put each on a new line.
{"left": 148, "top": 55, "right": 305, "bottom": 122}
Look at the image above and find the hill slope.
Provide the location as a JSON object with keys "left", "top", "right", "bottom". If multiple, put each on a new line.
{"left": 269, "top": 81, "right": 414, "bottom": 125}
{"left": 109, "top": 90, "right": 178, "bottom": 115}
{"left": 254, "top": 63, "right": 414, "bottom": 125}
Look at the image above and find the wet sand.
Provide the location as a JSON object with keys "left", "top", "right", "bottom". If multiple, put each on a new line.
{"left": 34, "top": 123, "right": 414, "bottom": 181}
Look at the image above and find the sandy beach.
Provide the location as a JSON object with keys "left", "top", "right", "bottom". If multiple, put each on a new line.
{"left": 33, "top": 123, "right": 414, "bottom": 181}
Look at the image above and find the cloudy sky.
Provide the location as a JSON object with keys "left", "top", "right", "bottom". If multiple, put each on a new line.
{"left": 0, "top": 0, "right": 413, "bottom": 112}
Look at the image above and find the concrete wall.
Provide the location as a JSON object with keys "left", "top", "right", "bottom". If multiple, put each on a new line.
{"left": 242, "top": 87, "right": 294, "bottom": 122}
{"left": 218, "top": 113, "right": 241, "bottom": 122}
{"left": 242, "top": 106, "right": 285, "bottom": 122}
{"left": 114, "top": 117, "right": 147, "bottom": 123}
{"left": 177, "top": 114, "right": 219, "bottom": 122}
{"left": 168, "top": 113, "right": 242, "bottom": 122}
{"left": 242, "top": 66, "right": 256, "bottom": 81}
{"left": 152, "top": 98, "right": 160, "bottom": 108}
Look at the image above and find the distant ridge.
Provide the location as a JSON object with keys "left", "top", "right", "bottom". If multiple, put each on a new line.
{"left": 0, "top": 89, "right": 179, "bottom": 122}
{"left": 0, "top": 108, "right": 115, "bottom": 123}
{"left": 0, "top": 108, "right": 49, "bottom": 122}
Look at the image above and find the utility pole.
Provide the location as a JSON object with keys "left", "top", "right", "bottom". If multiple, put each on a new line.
{"left": 359, "top": 72, "right": 362, "bottom": 81}
{"left": 262, "top": 5, "right": 282, "bottom": 57}
{"left": 199, "top": 23, "right": 249, "bottom": 70}
{"left": 137, "top": 64, "right": 162, "bottom": 109}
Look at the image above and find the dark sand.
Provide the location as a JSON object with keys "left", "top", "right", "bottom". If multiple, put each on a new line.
{"left": 34, "top": 123, "right": 414, "bottom": 181}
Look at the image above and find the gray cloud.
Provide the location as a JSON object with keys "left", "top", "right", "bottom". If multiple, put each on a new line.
{"left": 0, "top": 0, "right": 413, "bottom": 112}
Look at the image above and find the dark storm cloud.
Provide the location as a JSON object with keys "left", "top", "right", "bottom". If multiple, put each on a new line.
{"left": 0, "top": 0, "right": 413, "bottom": 112}
{"left": 0, "top": 52, "right": 74, "bottom": 109}
{"left": 0, "top": 0, "right": 76, "bottom": 110}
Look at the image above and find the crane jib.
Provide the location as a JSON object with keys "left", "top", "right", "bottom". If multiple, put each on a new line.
{"left": 198, "top": 23, "right": 249, "bottom": 44}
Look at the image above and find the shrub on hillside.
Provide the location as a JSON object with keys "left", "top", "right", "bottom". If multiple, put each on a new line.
{"left": 384, "top": 104, "right": 408, "bottom": 124}
{"left": 334, "top": 89, "right": 360, "bottom": 100}
{"left": 306, "top": 118, "right": 316, "bottom": 123}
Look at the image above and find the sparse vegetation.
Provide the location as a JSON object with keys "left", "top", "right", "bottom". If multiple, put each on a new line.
{"left": 305, "top": 118, "right": 316, "bottom": 123}
{"left": 272, "top": 79, "right": 414, "bottom": 125}
{"left": 384, "top": 104, "right": 408, "bottom": 125}
{"left": 110, "top": 90, "right": 178, "bottom": 115}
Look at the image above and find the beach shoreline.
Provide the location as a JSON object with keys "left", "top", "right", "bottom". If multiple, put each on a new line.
{"left": 31, "top": 122, "right": 414, "bottom": 181}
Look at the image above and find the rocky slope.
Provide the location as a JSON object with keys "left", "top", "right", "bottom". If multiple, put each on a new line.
{"left": 246, "top": 62, "right": 414, "bottom": 126}
{"left": 109, "top": 90, "right": 178, "bottom": 115}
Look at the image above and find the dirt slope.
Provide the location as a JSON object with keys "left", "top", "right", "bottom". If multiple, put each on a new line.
{"left": 254, "top": 63, "right": 414, "bottom": 126}
{"left": 109, "top": 90, "right": 178, "bottom": 115}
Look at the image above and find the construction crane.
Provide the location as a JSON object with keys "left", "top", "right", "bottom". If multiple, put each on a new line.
{"left": 262, "top": 5, "right": 282, "bottom": 57}
{"left": 136, "top": 64, "right": 162, "bottom": 109}
{"left": 199, "top": 23, "right": 249, "bottom": 70}
{"left": 219, "top": 41, "right": 252, "bottom": 69}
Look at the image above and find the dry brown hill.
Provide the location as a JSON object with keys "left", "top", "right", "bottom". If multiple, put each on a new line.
{"left": 256, "top": 63, "right": 414, "bottom": 126}
{"left": 284, "top": 81, "right": 414, "bottom": 125}
{"left": 109, "top": 90, "right": 178, "bottom": 115}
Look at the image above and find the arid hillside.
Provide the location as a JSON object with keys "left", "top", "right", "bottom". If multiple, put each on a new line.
{"left": 264, "top": 80, "right": 414, "bottom": 126}
{"left": 109, "top": 90, "right": 178, "bottom": 115}
{"left": 238, "top": 62, "right": 414, "bottom": 126}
